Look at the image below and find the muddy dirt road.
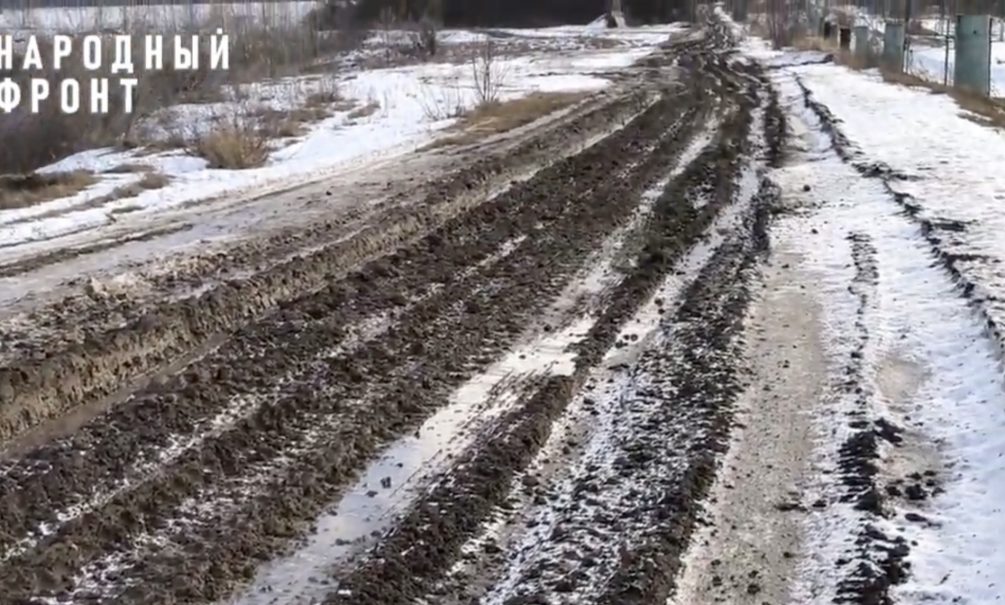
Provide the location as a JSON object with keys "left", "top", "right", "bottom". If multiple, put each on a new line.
{"left": 1, "top": 12, "right": 1002, "bottom": 605}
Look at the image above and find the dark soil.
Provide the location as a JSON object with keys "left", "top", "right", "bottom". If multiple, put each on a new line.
{"left": 0, "top": 16, "right": 801, "bottom": 605}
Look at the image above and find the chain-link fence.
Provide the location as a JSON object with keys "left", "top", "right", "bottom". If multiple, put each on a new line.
{"left": 787, "top": 0, "right": 1003, "bottom": 95}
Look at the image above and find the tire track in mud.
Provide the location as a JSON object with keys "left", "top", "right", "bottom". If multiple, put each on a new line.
{"left": 0, "top": 92, "right": 685, "bottom": 538}
{"left": 596, "top": 182, "right": 773, "bottom": 605}
{"left": 0, "top": 87, "right": 647, "bottom": 446}
{"left": 0, "top": 56, "right": 723, "bottom": 604}
{"left": 795, "top": 76, "right": 1005, "bottom": 361}
{"left": 791, "top": 76, "right": 977, "bottom": 604}
{"left": 324, "top": 36, "right": 784, "bottom": 605}
{"left": 833, "top": 233, "right": 910, "bottom": 605}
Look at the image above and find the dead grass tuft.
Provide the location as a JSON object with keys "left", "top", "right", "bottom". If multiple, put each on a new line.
{"left": 191, "top": 123, "right": 270, "bottom": 169}
{"left": 791, "top": 33, "right": 838, "bottom": 53}
{"left": 887, "top": 70, "right": 1005, "bottom": 128}
{"left": 0, "top": 171, "right": 97, "bottom": 210}
{"left": 430, "top": 92, "right": 586, "bottom": 148}
{"left": 257, "top": 105, "right": 333, "bottom": 139}
{"left": 137, "top": 171, "right": 171, "bottom": 190}
{"left": 87, "top": 171, "right": 172, "bottom": 210}
{"left": 306, "top": 78, "right": 342, "bottom": 107}
{"left": 347, "top": 101, "right": 382, "bottom": 120}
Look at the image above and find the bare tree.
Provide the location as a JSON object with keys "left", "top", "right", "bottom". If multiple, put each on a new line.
{"left": 471, "top": 40, "right": 505, "bottom": 106}
{"left": 765, "top": 0, "right": 792, "bottom": 48}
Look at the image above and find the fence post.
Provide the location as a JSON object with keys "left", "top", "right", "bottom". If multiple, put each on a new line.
{"left": 854, "top": 24, "right": 871, "bottom": 60}
{"left": 955, "top": 14, "right": 992, "bottom": 95}
{"left": 883, "top": 20, "right": 906, "bottom": 70}
{"left": 733, "top": 0, "right": 748, "bottom": 22}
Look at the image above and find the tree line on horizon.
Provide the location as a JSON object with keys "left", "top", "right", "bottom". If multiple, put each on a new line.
{"left": 352, "top": 0, "right": 695, "bottom": 26}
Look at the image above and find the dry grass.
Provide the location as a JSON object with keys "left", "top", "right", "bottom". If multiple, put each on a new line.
{"left": 836, "top": 50, "right": 878, "bottom": 70}
{"left": 86, "top": 171, "right": 172, "bottom": 211}
{"left": 258, "top": 105, "right": 334, "bottom": 139}
{"left": 791, "top": 33, "right": 838, "bottom": 53}
{"left": 191, "top": 123, "right": 270, "bottom": 169}
{"left": 136, "top": 172, "right": 171, "bottom": 190}
{"left": 878, "top": 68, "right": 1005, "bottom": 128}
{"left": 780, "top": 31, "right": 1005, "bottom": 130}
{"left": 429, "top": 92, "right": 587, "bottom": 148}
{"left": 465, "top": 92, "right": 586, "bottom": 131}
{"left": 814, "top": 39, "right": 1005, "bottom": 130}
{"left": 305, "top": 78, "right": 342, "bottom": 107}
{"left": 347, "top": 101, "right": 382, "bottom": 120}
{"left": 109, "top": 171, "right": 170, "bottom": 196}
{"left": 0, "top": 171, "right": 97, "bottom": 210}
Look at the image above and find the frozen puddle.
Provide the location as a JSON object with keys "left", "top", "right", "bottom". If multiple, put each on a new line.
{"left": 229, "top": 317, "right": 595, "bottom": 605}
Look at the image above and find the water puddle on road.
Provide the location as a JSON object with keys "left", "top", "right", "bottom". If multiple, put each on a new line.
{"left": 228, "top": 316, "right": 595, "bottom": 605}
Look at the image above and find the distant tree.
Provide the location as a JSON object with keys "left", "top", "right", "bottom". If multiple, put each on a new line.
{"left": 354, "top": 0, "right": 693, "bottom": 27}
{"left": 425, "top": 0, "right": 443, "bottom": 23}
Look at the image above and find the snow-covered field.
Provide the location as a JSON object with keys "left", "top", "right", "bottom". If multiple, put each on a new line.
{"left": 1, "top": 22, "right": 681, "bottom": 256}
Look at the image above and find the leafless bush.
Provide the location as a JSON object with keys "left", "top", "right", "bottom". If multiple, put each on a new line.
{"left": 378, "top": 6, "right": 399, "bottom": 63}
{"left": 417, "top": 80, "right": 466, "bottom": 121}
{"left": 190, "top": 118, "right": 270, "bottom": 169}
{"left": 307, "top": 76, "right": 342, "bottom": 105}
{"left": 471, "top": 40, "right": 506, "bottom": 107}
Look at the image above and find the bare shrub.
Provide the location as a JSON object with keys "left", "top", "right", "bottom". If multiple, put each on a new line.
{"left": 378, "top": 6, "right": 399, "bottom": 64}
{"left": 307, "top": 76, "right": 342, "bottom": 106}
{"left": 471, "top": 40, "right": 506, "bottom": 107}
{"left": 191, "top": 120, "right": 270, "bottom": 169}
{"left": 418, "top": 80, "right": 467, "bottom": 121}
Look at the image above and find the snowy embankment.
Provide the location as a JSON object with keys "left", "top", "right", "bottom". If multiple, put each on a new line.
{"left": 746, "top": 34, "right": 1005, "bottom": 603}
{"left": 0, "top": 23, "right": 680, "bottom": 254}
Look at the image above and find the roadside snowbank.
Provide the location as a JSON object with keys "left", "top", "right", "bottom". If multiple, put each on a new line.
{"left": 752, "top": 40, "right": 1005, "bottom": 604}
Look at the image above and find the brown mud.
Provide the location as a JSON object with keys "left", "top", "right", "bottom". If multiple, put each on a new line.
{"left": 0, "top": 29, "right": 729, "bottom": 605}
{"left": 326, "top": 21, "right": 787, "bottom": 605}
{"left": 0, "top": 16, "right": 801, "bottom": 605}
